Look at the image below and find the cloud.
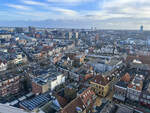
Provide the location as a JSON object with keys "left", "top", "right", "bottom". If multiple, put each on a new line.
{"left": 21, "top": 0, "right": 78, "bottom": 17}
{"left": 2, "top": 0, "right": 150, "bottom": 29}
{"left": 22, "top": 0, "right": 47, "bottom": 6}
{"left": 51, "top": 7, "right": 77, "bottom": 16}
{"left": 6, "top": 4, "right": 31, "bottom": 10}
{"left": 47, "top": 0, "right": 95, "bottom": 6}
{"left": 99, "top": 0, "right": 150, "bottom": 19}
{"left": 47, "top": 0, "right": 93, "bottom": 3}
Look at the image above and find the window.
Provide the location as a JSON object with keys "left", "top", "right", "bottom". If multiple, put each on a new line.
{"left": 99, "top": 92, "right": 101, "bottom": 95}
{"left": 99, "top": 86, "right": 101, "bottom": 89}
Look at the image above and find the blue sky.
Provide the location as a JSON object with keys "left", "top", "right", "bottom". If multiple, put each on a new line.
{"left": 1, "top": 0, "right": 150, "bottom": 29}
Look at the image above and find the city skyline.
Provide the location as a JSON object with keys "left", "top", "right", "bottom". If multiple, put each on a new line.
{"left": 1, "top": 0, "right": 150, "bottom": 29}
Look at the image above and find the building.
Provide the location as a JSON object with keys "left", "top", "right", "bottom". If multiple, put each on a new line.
{"left": 60, "top": 87, "right": 96, "bottom": 113}
{"left": 100, "top": 102, "right": 142, "bottom": 113}
{"left": 140, "top": 25, "right": 143, "bottom": 32}
{"left": 0, "top": 60, "right": 7, "bottom": 71}
{"left": 32, "top": 78, "right": 49, "bottom": 95}
{"left": 72, "top": 32, "right": 79, "bottom": 39}
{"left": 32, "top": 72, "right": 65, "bottom": 94}
{"left": 15, "top": 27, "right": 24, "bottom": 33}
{"left": 127, "top": 74, "right": 144, "bottom": 102}
{"left": 28, "top": 26, "right": 36, "bottom": 34}
{"left": 140, "top": 80, "right": 150, "bottom": 108}
{"left": 113, "top": 73, "right": 131, "bottom": 102}
{"left": 75, "top": 32, "right": 79, "bottom": 39}
{"left": 0, "top": 33, "right": 11, "bottom": 39}
{"left": 0, "top": 103, "right": 28, "bottom": 113}
{"left": 20, "top": 93, "right": 51, "bottom": 112}
{"left": 13, "top": 54, "right": 27, "bottom": 64}
{"left": 68, "top": 32, "right": 72, "bottom": 39}
{"left": 0, "top": 74, "right": 21, "bottom": 97}
{"left": 90, "top": 75, "right": 110, "bottom": 97}
{"left": 74, "top": 54, "right": 85, "bottom": 65}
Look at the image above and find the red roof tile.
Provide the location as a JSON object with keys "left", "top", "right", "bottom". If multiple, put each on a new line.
{"left": 61, "top": 87, "right": 95, "bottom": 113}
{"left": 91, "top": 75, "right": 109, "bottom": 86}
{"left": 121, "top": 73, "right": 131, "bottom": 82}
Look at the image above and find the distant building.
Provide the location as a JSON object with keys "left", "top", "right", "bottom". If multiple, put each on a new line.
{"left": 140, "top": 25, "right": 143, "bottom": 32}
{"left": 0, "top": 33, "right": 11, "bottom": 39}
{"left": 15, "top": 27, "right": 24, "bottom": 33}
{"left": 69, "top": 32, "right": 72, "bottom": 39}
{"left": 74, "top": 54, "right": 85, "bottom": 65}
{"left": 0, "top": 60, "right": 7, "bottom": 72}
{"left": 75, "top": 32, "right": 79, "bottom": 39}
{"left": 72, "top": 32, "right": 79, "bottom": 39}
{"left": 28, "top": 26, "right": 36, "bottom": 34}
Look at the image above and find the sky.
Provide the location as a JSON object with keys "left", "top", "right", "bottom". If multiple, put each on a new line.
{"left": 0, "top": 0, "right": 150, "bottom": 29}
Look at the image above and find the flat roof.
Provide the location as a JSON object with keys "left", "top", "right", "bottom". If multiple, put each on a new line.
{"left": 116, "top": 81, "right": 128, "bottom": 88}
{"left": 20, "top": 93, "right": 51, "bottom": 111}
{"left": 0, "top": 104, "right": 28, "bottom": 113}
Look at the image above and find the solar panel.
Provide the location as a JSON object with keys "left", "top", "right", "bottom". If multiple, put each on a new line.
{"left": 20, "top": 94, "right": 51, "bottom": 111}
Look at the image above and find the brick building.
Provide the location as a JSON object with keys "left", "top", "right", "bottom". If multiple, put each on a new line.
{"left": 0, "top": 74, "right": 21, "bottom": 97}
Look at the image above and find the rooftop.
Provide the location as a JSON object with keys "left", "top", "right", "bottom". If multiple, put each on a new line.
{"left": 121, "top": 73, "right": 131, "bottom": 82}
{"left": 91, "top": 75, "right": 110, "bottom": 86}
{"left": 128, "top": 74, "right": 144, "bottom": 91}
{"left": 0, "top": 104, "right": 28, "bottom": 113}
{"left": 116, "top": 81, "right": 128, "bottom": 88}
{"left": 0, "top": 73, "right": 22, "bottom": 82}
{"left": 20, "top": 93, "right": 51, "bottom": 111}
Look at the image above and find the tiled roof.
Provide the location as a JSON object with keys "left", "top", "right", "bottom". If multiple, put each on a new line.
{"left": 55, "top": 94, "right": 68, "bottom": 108}
{"left": 80, "top": 87, "right": 95, "bottom": 107}
{"left": 91, "top": 75, "right": 109, "bottom": 86}
{"left": 121, "top": 73, "right": 130, "bottom": 82}
{"left": 61, "top": 87, "right": 95, "bottom": 113}
{"left": 61, "top": 96, "right": 85, "bottom": 113}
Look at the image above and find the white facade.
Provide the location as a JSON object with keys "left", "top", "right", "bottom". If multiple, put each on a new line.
{"left": 0, "top": 34, "right": 11, "bottom": 39}
{"left": 50, "top": 74, "right": 65, "bottom": 91}
{"left": 0, "top": 62, "right": 7, "bottom": 71}
{"left": 13, "top": 54, "right": 27, "bottom": 64}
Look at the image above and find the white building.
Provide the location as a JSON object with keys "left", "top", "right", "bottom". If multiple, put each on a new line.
{"left": 0, "top": 34, "right": 11, "bottom": 39}
{"left": 0, "top": 61, "right": 7, "bottom": 71}
{"left": 50, "top": 74, "right": 65, "bottom": 91}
